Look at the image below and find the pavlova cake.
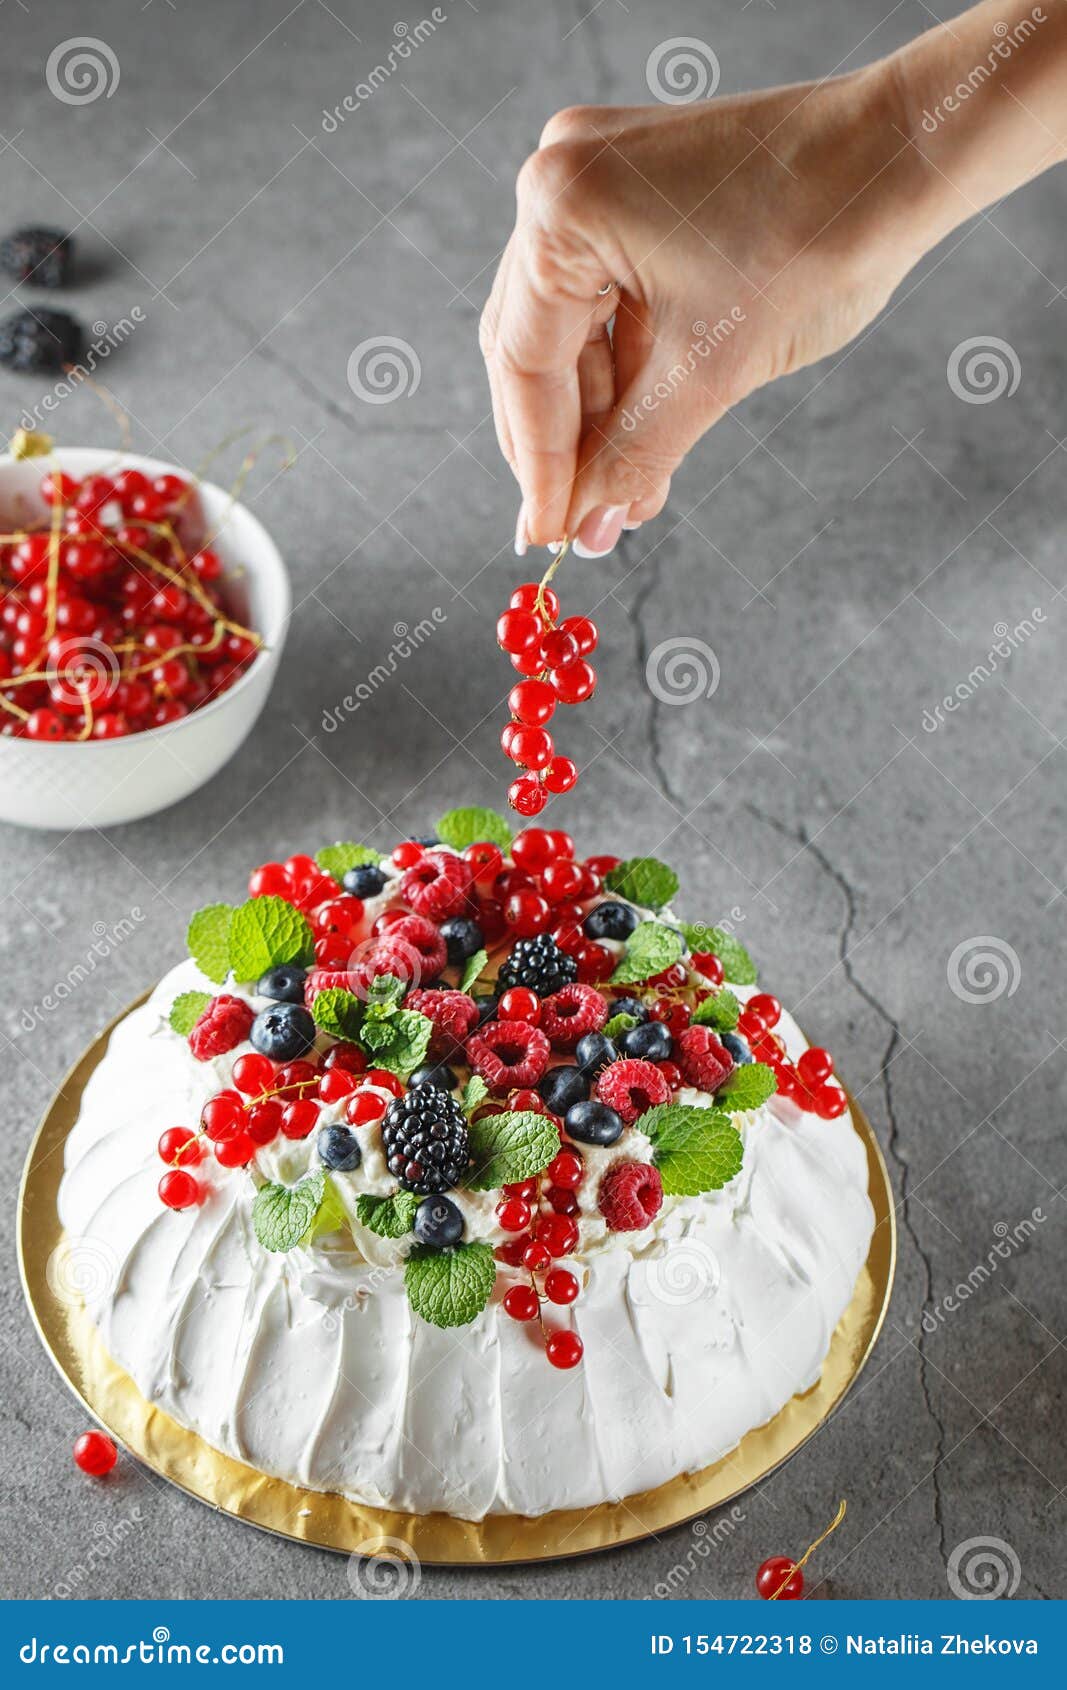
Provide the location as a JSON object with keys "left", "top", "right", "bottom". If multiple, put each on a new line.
{"left": 58, "top": 806, "right": 875, "bottom": 1521}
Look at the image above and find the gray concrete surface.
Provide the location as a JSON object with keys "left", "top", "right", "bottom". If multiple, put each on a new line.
{"left": 2, "top": 0, "right": 1065, "bottom": 1603}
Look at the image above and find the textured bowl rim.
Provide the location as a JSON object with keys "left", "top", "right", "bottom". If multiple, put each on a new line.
{"left": 0, "top": 445, "right": 290, "bottom": 752}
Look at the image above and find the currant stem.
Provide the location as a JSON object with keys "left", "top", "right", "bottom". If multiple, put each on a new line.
{"left": 768, "top": 1499, "right": 847, "bottom": 1600}
{"left": 535, "top": 539, "right": 570, "bottom": 625}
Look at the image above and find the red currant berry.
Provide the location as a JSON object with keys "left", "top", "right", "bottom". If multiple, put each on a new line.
{"left": 547, "top": 1150, "right": 583, "bottom": 1189}
{"left": 543, "top": 755, "right": 578, "bottom": 794}
{"left": 505, "top": 888, "right": 552, "bottom": 936}
{"left": 545, "top": 830, "right": 574, "bottom": 860}
{"left": 503, "top": 1284, "right": 540, "bottom": 1322}
{"left": 576, "top": 941, "right": 614, "bottom": 984}
{"left": 523, "top": 1241, "right": 552, "bottom": 1271}
{"left": 280, "top": 1099, "right": 319, "bottom": 1139}
{"left": 756, "top": 1556, "right": 804, "bottom": 1600}
{"left": 25, "top": 708, "right": 66, "bottom": 741}
{"left": 544, "top": 1268, "right": 579, "bottom": 1305}
{"left": 346, "top": 1090, "right": 387, "bottom": 1126}
{"left": 508, "top": 724, "right": 554, "bottom": 771}
{"left": 464, "top": 841, "right": 503, "bottom": 884}
{"left": 508, "top": 774, "right": 548, "bottom": 817}
{"left": 232, "top": 1053, "right": 274, "bottom": 1096}
{"left": 559, "top": 614, "right": 598, "bottom": 655}
{"left": 535, "top": 1214, "right": 579, "bottom": 1257}
{"left": 73, "top": 1430, "right": 118, "bottom": 1476}
{"left": 158, "top": 1168, "right": 199, "bottom": 1209}
{"left": 503, "top": 1177, "right": 538, "bottom": 1199}
{"left": 365, "top": 1068, "right": 405, "bottom": 1097}
{"left": 496, "top": 1196, "right": 532, "bottom": 1232}
{"left": 508, "top": 678, "right": 556, "bottom": 726}
{"left": 545, "top": 1329, "right": 584, "bottom": 1369}
{"left": 497, "top": 608, "right": 542, "bottom": 655}
{"left": 200, "top": 1091, "right": 244, "bottom": 1141}
{"left": 318, "top": 1067, "right": 359, "bottom": 1103}
{"left": 658, "top": 1061, "right": 684, "bottom": 1091}
{"left": 690, "top": 951, "right": 725, "bottom": 986}
{"left": 737, "top": 1009, "right": 768, "bottom": 1042}
{"left": 747, "top": 993, "right": 781, "bottom": 1029}
{"left": 539, "top": 627, "right": 580, "bottom": 667}
{"left": 498, "top": 987, "right": 541, "bottom": 1024}
{"left": 547, "top": 1185, "right": 579, "bottom": 1215}
{"left": 811, "top": 1083, "right": 848, "bottom": 1119}
{"left": 248, "top": 861, "right": 292, "bottom": 898}
{"left": 549, "top": 658, "right": 597, "bottom": 704}
{"left": 797, "top": 1046, "right": 834, "bottom": 1085}
{"left": 157, "top": 1128, "right": 201, "bottom": 1165}
{"left": 246, "top": 1099, "right": 284, "bottom": 1145}
{"left": 540, "top": 860, "right": 584, "bottom": 902}
{"left": 510, "top": 580, "right": 559, "bottom": 620}
{"left": 511, "top": 828, "right": 554, "bottom": 872}
{"left": 495, "top": 1239, "right": 528, "bottom": 1267}
{"left": 586, "top": 854, "right": 621, "bottom": 877}
{"left": 391, "top": 840, "right": 424, "bottom": 870}
{"left": 324, "top": 1042, "right": 367, "bottom": 1074}
{"left": 274, "top": 1060, "right": 319, "bottom": 1098}
{"left": 214, "top": 1132, "right": 255, "bottom": 1168}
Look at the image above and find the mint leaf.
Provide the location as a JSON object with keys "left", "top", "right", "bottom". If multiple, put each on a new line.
{"left": 315, "top": 842, "right": 382, "bottom": 879}
{"left": 252, "top": 1171, "right": 327, "bottom": 1252}
{"left": 682, "top": 923, "right": 757, "bottom": 986}
{"left": 169, "top": 990, "right": 211, "bottom": 1036}
{"left": 405, "top": 1241, "right": 496, "bottom": 1328}
{"left": 187, "top": 903, "right": 234, "bottom": 984}
{"left": 228, "top": 896, "right": 315, "bottom": 983}
{"left": 356, "top": 1190, "right": 421, "bottom": 1239}
{"left": 364, "top": 973, "right": 405, "bottom": 1009}
{"left": 435, "top": 806, "right": 513, "bottom": 852}
{"left": 717, "top": 1062, "right": 777, "bottom": 1113}
{"left": 604, "top": 857, "right": 679, "bottom": 912}
{"left": 358, "top": 1007, "right": 432, "bottom": 1077}
{"left": 466, "top": 1110, "right": 559, "bottom": 1191}
{"left": 459, "top": 948, "right": 488, "bottom": 994}
{"left": 610, "top": 920, "right": 684, "bottom": 985}
{"left": 637, "top": 1104, "right": 744, "bottom": 1197}
{"left": 303, "top": 1175, "right": 348, "bottom": 1242}
{"left": 310, "top": 988, "right": 364, "bottom": 1041}
{"left": 461, "top": 1074, "right": 489, "bottom": 1116}
{"left": 604, "top": 1010, "right": 639, "bottom": 1040}
{"left": 691, "top": 988, "right": 741, "bottom": 1033}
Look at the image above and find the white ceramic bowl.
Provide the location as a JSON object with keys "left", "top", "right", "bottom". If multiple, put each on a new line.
{"left": 0, "top": 447, "right": 289, "bottom": 831}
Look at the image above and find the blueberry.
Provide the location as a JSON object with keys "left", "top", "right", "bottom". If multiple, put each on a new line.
{"left": 343, "top": 863, "right": 386, "bottom": 899}
{"left": 472, "top": 993, "right": 499, "bottom": 1027}
{"left": 583, "top": 901, "right": 639, "bottom": 941}
{"left": 413, "top": 1194, "right": 464, "bottom": 1248}
{"left": 539, "top": 1065, "right": 589, "bottom": 1115}
{"left": 257, "top": 963, "right": 308, "bottom": 1004}
{"left": 411, "top": 833, "right": 440, "bottom": 847}
{"left": 575, "top": 1032, "right": 619, "bottom": 1078}
{"left": 619, "top": 1020, "right": 673, "bottom": 1062}
{"left": 439, "top": 915, "right": 484, "bottom": 967}
{"left": 409, "top": 1062, "right": 458, "bottom": 1092}
{"left": 317, "top": 1125, "right": 362, "bottom": 1172}
{"left": 249, "top": 1002, "right": 316, "bottom": 1060}
{"left": 721, "top": 1033, "right": 754, "bottom": 1066}
{"left": 564, "top": 1099, "right": 624, "bottom": 1147}
{"left": 610, "top": 996, "right": 648, "bottom": 1025}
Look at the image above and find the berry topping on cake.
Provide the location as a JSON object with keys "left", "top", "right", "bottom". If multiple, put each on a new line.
{"left": 381, "top": 1086, "right": 470, "bottom": 1194}
{"left": 317, "top": 1124, "right": 363, "bottom": 1172}
{"left": 399, "top": 849, "right": 474, "bottom": 921}
{"left": 465, "top": 1019, "right": 552, "bottom": 1094}
{"left": 598, "top": 1161, "right": 664, "bottom": 1232}
{"left": 405, "top": 987, "right": 479, "bottom": 1060}
{"left": 594, "top": 1058, "right": 672, "bottom": 1126}
{"left": 413, "top": 1194, "right": 465, "bottom": 1248}
{"left": 496, "top": 933, "right": 577, "bottom": 998}
{"left": 249, "top": 1002, "right": 317, "bottom": 1061}
{"left": 257, "top": 963, "right": 308, "bottom": 1003}
{"left": 188, "top": 994, "right": 255, "bottom": 1060}
{"left": 675, "top": 1026, "right": 735, "bottom": 1093}
{"left": 342, "top": 862, "right": 387, "bottom": 899}
{"left": 563, "top": 1099, "right": 624, "bottom": 1147}
{"left": 539, "top": 982, "right": 608, "bottom": 1051}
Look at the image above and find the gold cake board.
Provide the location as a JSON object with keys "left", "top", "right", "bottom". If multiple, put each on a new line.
{"left": 18, "top": 994, "right": 896, "bottom": 1565}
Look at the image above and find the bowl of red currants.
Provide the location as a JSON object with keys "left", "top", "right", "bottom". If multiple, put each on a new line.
{"left": 0, "top": 446, "right": 289, "bottom": 830}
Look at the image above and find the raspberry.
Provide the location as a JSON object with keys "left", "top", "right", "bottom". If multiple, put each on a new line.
{"left": 539, "top": 983, "right": 608, "bottom": 1052}
{"left": 188, "top": 994, "right": 254, "bottom": 1060}
{"left": 378, "top": 913, "right": 448, "bottom": 983}
{"left": 466, "top": 1020, "right": 551, "bottom": 1095}
{"left": 405, "top": 987, "right": 480, "bottom": 1059}
{"left": 598, "top": 1161, "right": 664, "bottom": 1232}
{"left": 594, "top": 1058, "right": 671, "bottom": 1126}
{"left": 400, "top": 850, "right": 474, "bottom": 921}
{"left": 676, "top": 1026, "right": 735, "bottom": 1093}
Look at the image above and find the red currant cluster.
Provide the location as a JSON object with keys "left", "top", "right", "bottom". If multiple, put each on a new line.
{"left": 157, "top": 1053, "right": 404, "bottom": 1209}
{"left": 0, "top": 467, "right": 259, "bottom": 741}
{"left": 723, "top": 990, "right": 847, "bottom": 1120}
{"left": 491, "top": 1125, "right": 584, "bottom": 1369}
{"left": 496, "top": 577, "right": 598, "bottom": 816}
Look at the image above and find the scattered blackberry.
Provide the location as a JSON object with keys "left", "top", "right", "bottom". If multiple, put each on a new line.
{"left": 0, "top": 226, "right": 74, "bottom": 288}
{"left": 381, "top": 1085, "right": 469, "bottom": 1195}
{"left": 0, "top": 307, "right": 81, "bottom": 372}
{"left": 496, "top": 933, "right": 577, "bottom": 999}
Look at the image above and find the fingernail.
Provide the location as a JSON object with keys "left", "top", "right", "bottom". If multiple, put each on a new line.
{"left": 573, "top": 505, "right": 627, "bottom": 559}
{"left": 622, "top": 520, "right": 641, "bottom": 531}
{"left": 514, "top": 503, "right": 528, "bottom": 558}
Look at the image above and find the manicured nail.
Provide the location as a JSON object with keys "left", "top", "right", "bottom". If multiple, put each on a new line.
{"left": 514, "top": 503, "right": 528, "bottom": 558}
{"left": 573, "top": 505, "right": 627, "bottom": 559}
{"left": 622, "top": 520, "right": 641, "bottom": 531}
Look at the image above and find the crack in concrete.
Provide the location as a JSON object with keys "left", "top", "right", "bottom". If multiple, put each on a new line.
{"left": 743, "top": 798, "right": 949, "bottom": 1569}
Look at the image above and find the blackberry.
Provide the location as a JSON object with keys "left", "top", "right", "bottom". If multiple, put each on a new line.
{"left": 0, "top": 307, "right": 81, "bottom": 372}
{"left": 381, "top": 1085, "right": 469, "bottom": 1195}
{"left": 0, "top": 226, "right": 74, "bottom": 288}
{"left": 496, "top": 933, "right": 577, "bottom": 999}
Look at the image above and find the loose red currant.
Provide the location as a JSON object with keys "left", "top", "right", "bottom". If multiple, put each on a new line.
{"left": 508, "top": 774, "right": 548, "bottom": 816}
{"left": 232, "top": 1053, "right": 274, "bottom": 1096}
{"left": 549, "top": 658, "right": 597, "bottom": 704}
{"left": 503, "top": 1284, "right": 540, "bottom": 1322}
{"left": 498, "top": 987, "right": 541, "bottom": 1024}
{"left": 536, "top": 1214, "right": 579, "bottom": 1257}
{"left": 690, "top": 951, "right": 725, "bottom": 986}
{"left": 505, "top": 888, "right": 552, "bottom": 936}
{"left": 73, "top": 1430, "right": 118, "bottom": 1476}
{"left": 158, "top": 1169, "right": 200, "bottom": 1209}
{"left": 811, "top": 1083, "right": 848, "bottom": 1119}
{"left": 365, "top": 1069, "right": 405, "bottom": 1098}
{"left": 546, "top": 1185, "right": 579, "bottom": 1215}
{"left": 508, "top": 1091, "right": 545, "bottom": 1116}
{"left": 510, "top": 580, "right": 559, "bottom": 620}
{"left": 737, "top": 1009, "right": 767, "bottom": 1042}
{"left": 157, "top": 1128, "right": 202, "bottom": 1165}
{"left": 547, "top": 1150, "right": 583, "bottom": 1189}
{"left": 509, "top": 678, "right": 556, "bottom": 726}
{"left": 503, "top": 1178, "right": 538, "bottom": 1199}
{"left": 545, "top": 1330, "right": 584, "bottom": 1369}
{"left": 313, "top": 895, "right": 364, "bottom": 938}
{"left": 585, "top": 854, "right": 621, "bottom": 877}
{"left": 247, "top": 1099, "right": 284, "bottom": 1145}
{"left": 200, "top": 1091, "right": 244, "bottom": 1141}
{"left": 523, "top": 1240, "right": 552, "bottom": 1271}
{"left": 559, "top": 614, "right": 598, "bottom": 655}
{"left": 659, "top": 1061, "right": 684, "bottom": 1091}
{"left": 391, "top": 840, "right": 424, "bottom": 870}
{"left": 318, "top": 1067, "right": 360, "bottom": 1103}
{"left": 543, "top": 755, "right": 578, "bottom": 793}
{"left": 496, "top": 1196, "right": 532, "bottom": 1232}
{"left": 797, "top": 1046, "right": 834, "bottom": 1086}
{"left": 756, "top": 1557, "right": 804, "bottom": 1600}
{"left": 497, "top": 608, "right": 542, "bottom": 654}
{"left": 346, "top": 1090, "right": 387, "bottom": 1126}
{"left": 576, "top": 942, "right": 614, "bottom": 984}
{"left": 275, "top": 1060, "right": 319, "bottom": 1098}
{"left": 464, "top": 841, "right": 503, "bottom": 884}
{"left": 324, "top": 1042, "right": 367, "bottom": 1075}
{"left": 280, "top": 1099, "right": 320, "bottom": 1139}
{"left": 495, "top": 1239, "right": 529, "bottom": 1267}
{"left": 511, "top": 828, "right": 554, "bottom": 872}
{"left": 215, "top": 1132, "right": 255, "bottom": 1167}
{"left": 748, "top": 993, "right": 781, "bottom": 1029}
{"left": 540, "top": 860, "right": 584, "bottom": 902}
{"left": 544, "top": 1268, "right": 579, "bottom": 1305}
{"left": 545, "top": 830, "right": 574, "bottom": 860}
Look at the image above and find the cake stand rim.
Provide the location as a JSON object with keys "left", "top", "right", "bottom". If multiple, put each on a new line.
{"left": 18, "top": 988, "right": 897, "bottom": 1568}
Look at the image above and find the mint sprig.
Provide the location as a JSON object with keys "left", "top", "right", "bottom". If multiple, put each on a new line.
{"left": 610, "top": 920, "right": 684, "bottom": 985}
{"left": 252, "top": 1171, "right": 328, "bottom": 1252}
{"left": 716, "top": 1062, "right": 778, "bottom": 1114}
{"left": 691, "top": 988, "right": 741, "bottom": 1033}
{"left": 460, "top": 1074, "right": 489, "bottom": 1116}
{"left": 435, "top": 806, "right": 513, "bottom": 852}
{"left": 315, "top": 842, "right": 383, "bottom": 879}
{"left": 603, "top": 1010, "right": 639, "bottom": 1040}
{"left": 459, "top": 948, "right": 488, "bottom": 994}
{"left": 169, "top": 990, "right": 211, "bottom": 1036}
{"left": 310, "top": 988, "right": 364, "bottom": 1041}
{"left": 186, "top": 904, "right": 234, "bottom": 984}
{"left": 466, "top": 1109, "right": 560, "bottom": 1191}
{"left": 404, "top": 1240, "right": 496, "bottom": 1328}
{"left": 358, "top": 1005, "right": 432, "bottom": 1078}
{"left": 604, "top": 856, "right": 679, "bottom": 912}
{"left": 681, "top": 923, "right": 757, "bottom": 986}
{"left": 356, "top": 1191, "right": 421, "bottom": 1239}
{"left": 228, "top": 896, "right": 315, "bottom": 983}
{"left": 636, "top": 1103, "right": 744, "bottom": 1197}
